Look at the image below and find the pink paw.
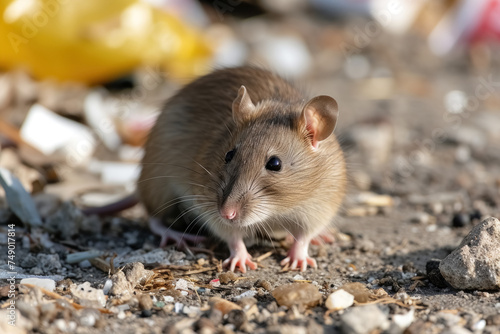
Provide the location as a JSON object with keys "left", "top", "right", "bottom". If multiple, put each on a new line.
{"left": 280, "top": 255, "right": 317, "bottom": 272}
{"left": 222, "top": 252, "right": 257, "bottom": 273}
{"left": 310, "top": 230, "right": 336, "bottom": 245}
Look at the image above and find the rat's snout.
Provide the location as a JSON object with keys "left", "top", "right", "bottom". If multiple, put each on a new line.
{"left": 220, "top": 204, "right": 238, "bottom": 220}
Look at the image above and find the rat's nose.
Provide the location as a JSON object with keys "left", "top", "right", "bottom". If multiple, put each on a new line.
{"left": 220, "top": 206, "right": 237, "bottom": 220}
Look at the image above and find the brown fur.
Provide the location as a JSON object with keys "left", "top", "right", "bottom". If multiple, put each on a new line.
{"left": 138, "top": 66, "right": 346, "bottom": 242}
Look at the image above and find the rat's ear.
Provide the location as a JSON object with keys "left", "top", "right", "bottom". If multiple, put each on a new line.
{"left": 232, "top": 86, "right": 256, "bottom": 125}
{"left": 301, "top": 95, "right": 338, "bottom": 149}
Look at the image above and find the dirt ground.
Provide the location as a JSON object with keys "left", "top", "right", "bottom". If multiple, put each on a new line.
{"left": 1, "top": 9, "right": 500, "bottom": 334}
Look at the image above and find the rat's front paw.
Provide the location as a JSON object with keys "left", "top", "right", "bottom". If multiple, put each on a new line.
{"left": 280, "top": 255, "right": 317, "bottom": 272}
{"left": 223, "top": 251, "right": 257, "bottom": 273}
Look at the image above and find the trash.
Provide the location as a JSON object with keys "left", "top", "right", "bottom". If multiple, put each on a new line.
{"left": 20, "top": 278, "right": 56, "bottom": 292}
{"left": 0, "top": 0, "right": 212, "bottom": 84}
{"left": 0, "top": 168, "right": 42, "bottom": 227}
{"left": 20, "top": 104, "right": 96, "bottom": 165}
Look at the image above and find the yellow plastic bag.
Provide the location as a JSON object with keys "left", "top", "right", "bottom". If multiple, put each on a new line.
{"left": 0, "top": 0, "right": 212, "bottom": 84}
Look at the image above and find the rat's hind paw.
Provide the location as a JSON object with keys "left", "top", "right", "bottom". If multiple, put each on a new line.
{"left": 280, "top": 256, "right": 317, "bottom": 272}
{"left": 149, "top": 218, "right": 206, "bottom": 248}
{"left": 222, "top": 251, "right": 257, "bottom": 273}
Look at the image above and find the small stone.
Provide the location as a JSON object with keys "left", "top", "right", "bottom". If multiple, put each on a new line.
{"left": 451, "top": 213, "right": 470, "bottom": 228}
{"left": 486, "top": 314, "right": 500, "bottom": 326}
{"left": 45, "top": 202, "right": 83, "bottom": 239}
{"left": 219, "top": 272, "right": 238, "bottom": 284}
{"left": 440, "top": 217, "right": 500, "bottom": 290}
{"left": 139, "top": 294, "right": 153, "bottom": 311}
{"left": 122, "top": 262, "right": 154, "bottom": 288}
{"left": 226, "top": 309, "right": 246, "bottom": 329}
{"left": 256, "top": 279, "right": 272, "bottom": 291}
{"left": 271, "top": 283, "right": 322, "bottom": 308}
{"left": 208, "top": 297, "right": 241, "bottom": 315}
{"left": 410, "top": 212, "right": 432, "bottom": 224}
{"left": 340, "top": 282, "right": 372, "bottom": 303}
{"left": 340, "top": 305, "right": 389, "bottom": 334}
{"left": 441, "top": 326, "right": 472, "bottom": 334}
{"left": 426, "top": 259, "right": 448, "bottom": 288}
{"left": 140, "top": 310, "right": 152, "bottom": 318}
{"left": 393, "top": 309, "right": 414, "bottom": 329}
{"left": 325, "top": 289, "right": 354, "bottom": 311}
{"left": 109, "top": 271, "right": 133, "bottom": 301}
{"left": 70, "top": 282, "right": 106, "bottom": 308}
{"left": 79, "top": 309, "right": 99, "bottom": 327}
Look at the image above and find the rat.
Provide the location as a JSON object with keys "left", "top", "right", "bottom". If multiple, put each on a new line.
{"left": 137, "top": 66, "right": 346, "bottom": 272}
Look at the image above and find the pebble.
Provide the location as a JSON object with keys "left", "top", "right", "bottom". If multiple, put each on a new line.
{"left": 271, "top": 283, "right": 322, "bottom": 308}
{"left": 70, "top": 282, "right": 106, "bottom": 308}
{"left": 441, "top": 326, "right": 472, "bottom": 334}
{"left": 208, "top": 297, "right": 241, "bottom": 315}
{"left": 393, "top": 309, "right": 415, "bottom": 329}
{"left": 340, "top": 305, "right": 389, "bottom": 334}
{"left": 409, "top": 212, "right": 433, "bottom": 225}
{"left": 426, "top": 259, "right": 448, "bottom": 288}
{"left": 440, "top": 217, "right": 500, "bottom": 290}
{"left": 486, "top": 314, "right": 500, "bottom": 326}
{"left": 108, "top": 271, "right": 133, "bottom": 301}
{"left": 325, "top": 289, "right": 354, "bottom": 311}
{"left": 139, "top": 294, "right": 153, "bottom": 311}
{"left": 226, "top": 309, "right": 246, "bottom": 329}
{"left": 121, "top": 262, "right": 154, "bottom": 287}
{"left": 233, "top": 290, "right": 257, "bottom": 301}
{"left": 451, "top": 213, "right": 470, "bottom": 228}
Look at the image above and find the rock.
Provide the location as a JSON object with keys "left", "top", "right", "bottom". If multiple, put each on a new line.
{"left": 226, "top": 309, "right": 246, "bottom": 329}
{"left": 208, "top": 297, "right": 241, "bottom": 315}
{"left": 139, "top": 294, "right": 153, "bottom": 311}
{"left": 122, "top": 262, "right": 154, "bottom": 288}
{"left": 20, "top": 254, "right": 38, "bottom": 269}
{"left": 70, "top": 282, "right": 106, "bottom": 308}
{"left": 440, "top": 217, "right": 500, "bottom": 290}
{"left": 109, "top": 271, "right": 134, "bottom": 301}
{"left": 441, "top": 326, "right": 472, "bottom": 334}
{"left": 393, "top": 309, "right": 415, "bottom": 330}
{"left": 272, "top": 283, "right": 322, "bottom": 308}
{"left": 325, "top": 289, "right": 354, "bottom": 311}
{"left": 426, "top": 259, "right": 449, "bottom": 288}
{"left": 340, "top": 305, "right": 390, "bottom": 334}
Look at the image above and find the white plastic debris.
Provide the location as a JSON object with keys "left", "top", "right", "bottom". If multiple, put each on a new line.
{"left": 233, "top": 290, "right": 257, "bottom": 301}
{"left": 20, "top": 104, "right": 96, "bottom": 164}
{"left": 87, "top": 160, "right": 140, "bottom": 185}
{"left": 325, "top": 289, "right": 355, "bottom": 311}
{"left": 174, "top": 302, "right": 184, "bottom": 313}
{"left": 393, "top": 308, "right": 415, "bottom": 329}
{"left": 103, "top": 279, "right": 113, "bottom": 295}
{"left": 20, "top": 278, "right": 56, "bottom": 292}
{"left": 84, "top": 89, "right": 122, "bottom": 151}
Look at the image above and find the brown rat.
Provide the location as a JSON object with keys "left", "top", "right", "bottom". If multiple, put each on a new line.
{"left": 138, "top": 66, "right": 346, "bottom": 272}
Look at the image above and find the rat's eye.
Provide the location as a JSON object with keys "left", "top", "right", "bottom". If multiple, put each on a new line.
{"left": 265, "top": 157, "right": 282, "bottom": 171}
{"left": 225, "top": 149, "right": 235, "bottom": 164}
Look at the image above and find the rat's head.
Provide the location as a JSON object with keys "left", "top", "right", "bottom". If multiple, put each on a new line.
{"left": 214, "top": 85, "right": 340, "bottom": 231}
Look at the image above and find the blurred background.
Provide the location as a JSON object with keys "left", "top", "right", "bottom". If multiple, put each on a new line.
{"left": 0, "top": 0, "right": 499, "bottom": 219}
